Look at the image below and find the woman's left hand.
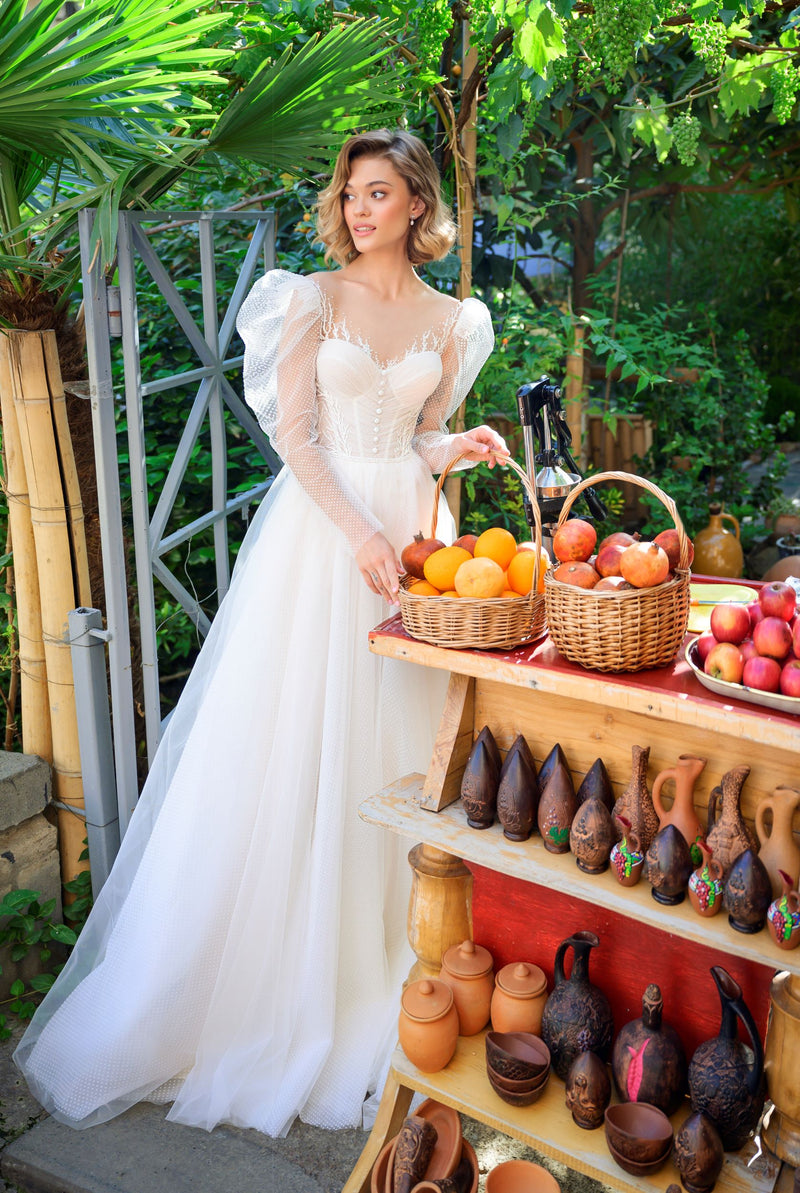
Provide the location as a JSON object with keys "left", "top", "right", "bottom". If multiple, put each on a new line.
{"left": 452, "top": 425, "right": 510, "bottom": 469}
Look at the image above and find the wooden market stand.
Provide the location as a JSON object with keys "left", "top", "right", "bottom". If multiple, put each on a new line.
{"left": 343, "top": 609, "right": 800, "bottom": 1193}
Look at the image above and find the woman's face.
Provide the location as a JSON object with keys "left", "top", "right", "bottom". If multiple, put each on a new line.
{"left": 341, "top": 155, "right": 424, "bottom": 255}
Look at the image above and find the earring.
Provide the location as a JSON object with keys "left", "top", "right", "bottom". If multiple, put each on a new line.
{"left": 410, "top": 217, "right": 416, "bottom": 226}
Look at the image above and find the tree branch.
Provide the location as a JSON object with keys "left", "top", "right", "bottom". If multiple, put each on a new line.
{"left": 457, "top": 26, "right": 514, "bottom": 133}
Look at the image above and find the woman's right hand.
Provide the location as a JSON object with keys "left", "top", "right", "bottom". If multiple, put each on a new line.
{"left": 356, "top": 532, "right": 402, "bottom": 605}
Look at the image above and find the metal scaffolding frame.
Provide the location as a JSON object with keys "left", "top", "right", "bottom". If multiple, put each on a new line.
{"left": 79, "top": 208, "right": 277, "bottom": 840}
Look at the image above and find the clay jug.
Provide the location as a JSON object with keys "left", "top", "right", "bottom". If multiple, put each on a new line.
{"left": 491, "top": 962, "right": 548, "bottom": 1035}
{"left": 565, "top": 1050, "right": 611, "bottom": 1130}
{"left": 576, "top": 757, "right": 614, "bottom": 812}
{"left": 755, "top": 786, "right": 800, "bottom": 899}
{"left": 723, "top": 847, "right": 772, "bottom": 934}
{"left": 537, "top": 742, "right": 568, "bottom": 792}
{"left": 645, "top": 823, "right": 694, "bottom": 905}
{"left": 652, "top": 754, "right": 707, "bottom": 864}
{"left": 611, "top": 983, "right": 688, "bottom": 1116}
{"left": 612, "top": 744, "right": 659, "bottom": 853}
{"left": 439, "top": 940, "right": 494, "bottom": 1036}
{"left": 609, "top": 815, "right": 644, "bottom": 887}
{"left": 497, "top": 735, "right": 540, "bottom": 842}
{"left": 540, "top": 930, "right": 613, "bottom": 1080}
{"left": 460, "top": 727, "right": 500, "bottom": 829}
{"left": 688, "top": 965, "right": 766, "bottom": 1150}
{"left": 537, "top": 759, "right": 577, "bottom": 855}
{"left": 692, "top": 503, "right": 744, "bottom": 578}
{"left": 767, "top": 869, "right": 800, "bottom": 951}
{"left": 705, "top": 765, "right": 757, "bottom": 879}
{"left": 569, "top": 796, "right": 615, "bottom": 874}
{"left": 674, "top": 1112, "right": 725, "bottom": 1193}
{"left": 688, "top": 842, "right": 725, "bottom": 918}
{"left": 398, "top": 979, "right": 460, "bottom": 1073}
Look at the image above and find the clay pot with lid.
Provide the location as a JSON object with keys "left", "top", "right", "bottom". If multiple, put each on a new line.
{"left": 439, "top": 940, "right": 494, "bottom": 1036}
{"left": 398, "top": 978, "right": 460, "bottom": 1072}
{"left": 491, "top": 962, "right": 548, "bottom": 1035}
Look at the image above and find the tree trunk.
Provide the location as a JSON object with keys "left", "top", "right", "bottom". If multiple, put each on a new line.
{"left": 571, "top": 136, "right": 596, "bottom": 316}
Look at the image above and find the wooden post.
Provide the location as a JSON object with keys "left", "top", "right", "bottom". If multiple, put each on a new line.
{"left": 564, "top": 322, "right": 586, "bottom": 470}
{"left": 406, "top": 843, "right": 473, "bottom": 982}
{"left": 763, "top": 971, "right": 800, "bottom": 1165}
{"left": 0, "top": 335, "right": 51, "bottom": 760}
{"left": 7, "top": 330, "right": 89, "bottom": 883}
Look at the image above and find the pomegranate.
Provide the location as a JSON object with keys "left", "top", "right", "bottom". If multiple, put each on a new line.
{"left": 653, "top": 527, "right": 694, "bottom": 570}
{"left": 619, "top": 541, "right": 670, "bottom": 589}
{"left": 552, "top": 518, "right": 597, "bottom": 563}
{"left": 454, "top": 533, "right": 478, "bottom": 555}
{"left": 401, "top": 532, "right": 446, "bottom": 579}
{"left": 595, "top": 543, "right": 626, "bottom": 578}
{"left": 594, "top": 575, "right": 631, "bottom": 592}
{"left": 597, "top": 531, "right": 638, "bottom": 552}
{"left": 553, "top": 561, "right": 600, "bottom": 589}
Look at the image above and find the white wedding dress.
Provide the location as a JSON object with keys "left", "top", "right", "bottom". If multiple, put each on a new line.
{"left": 14, "top": 270, "right": 494, "bottom": 1137}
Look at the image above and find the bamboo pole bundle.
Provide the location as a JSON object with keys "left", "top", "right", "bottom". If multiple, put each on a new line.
{"left": 6, "top": 329, "right": 89, "bottom": 883}
{"left": 0, "top": 335, "right": 52, "bottom": 760}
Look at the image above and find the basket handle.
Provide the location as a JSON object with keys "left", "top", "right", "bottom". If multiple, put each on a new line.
{"left": 430, "top": 453, "right": 545, "bottom": 598}
{"left": 553, "top": 469, "right": 691, "bottom": 572}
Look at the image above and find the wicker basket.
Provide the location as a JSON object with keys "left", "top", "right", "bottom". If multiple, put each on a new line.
{"left": 398, "top": 455, "right": 547, "bottom": 651}
{"left": 544, "top": 470, "right": 691, "bottom": 672}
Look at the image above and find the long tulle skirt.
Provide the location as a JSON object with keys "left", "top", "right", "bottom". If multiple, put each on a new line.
{"left": 15, "top": 452, "right": 452, "bottom": 1136}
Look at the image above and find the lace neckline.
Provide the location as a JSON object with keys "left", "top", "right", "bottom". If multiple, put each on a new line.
{"left": 310, "top": 278, "right": 461, "bottom": 371}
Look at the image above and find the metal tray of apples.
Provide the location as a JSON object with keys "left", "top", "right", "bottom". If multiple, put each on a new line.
{"left": 685, "top": 578, "right": 800, "bottom": 715}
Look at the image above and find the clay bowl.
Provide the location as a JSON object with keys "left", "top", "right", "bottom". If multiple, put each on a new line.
{"left": 488, "top": 1068, "right": 550, "bottom": 1107}
{"left": 485, "top": 1158, "right": 561, "bottom": 1192}
{"left": 485, "top": 1062, "right": 550, "bottom": 1094}
{"left": 486, "top": 1031, "right": 551, "bottom": 1082}
{"left": 604, "top": 1102, "right": 674, "bottom": 1165}
{"left": 414, "top": 1099, "right": 462, "bottom": 1180}
{"left": 370, "top": 1138, "right": 394, "bottom": 1193}
{"left": 606, "top": 1134, "right": 672, "bottom": 1177}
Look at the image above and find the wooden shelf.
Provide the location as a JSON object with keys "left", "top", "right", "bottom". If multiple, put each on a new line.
{"left": 359, "top": 776, "right": 800, "bottom": 978}
{"left": 388, "top": 1030, "right": 780, "bottom": 1193}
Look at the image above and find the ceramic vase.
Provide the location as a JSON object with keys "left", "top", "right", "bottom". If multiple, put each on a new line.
{"left": 646, "top": 823, "right": 694, "bottom": 905}
{"left": 609, "top": 815, "right": 644, "bottom": 887}
{"left": 611, "top": 983, "right": 688, "bottom": 1116}
{"left": 576, "top": 757, "right": 614, "bottom": 812}
{"left": 688, "top": 965, "right": 766, "bottom": 1151}
{"left": 723, "top": 847, "right": 772, "bottom": 934}
{"left": 652, "top": 753, "right": 707, "bottom": 865}
{"left": 570, "top": 796, "right": 615, "bottom": 874}
{"left": 537, "top": 758, "right": 577, "bottom": 855}
{"left": 688, "top": 842, "right": 725, "bottom": 918}
{"left": 705, "top": 764, "right": 757, "bottom": 879}
{"left": 755, "top": 785, "right": 800, "bottom": 899}
{"left": 612, "top": 744, "right": 659, "bottom": 853}
{"left": 439, "top": 939, "right": 494, "bottom": 1036}
{"left": 460, "top": 727, "right": 500, "bottom": 829}
{"left": 674, "top": 1112, "right": 725, "bottom": 1193}
{"left": 565, "top": 1050, "right": 611, "bottom": 1130}
{"left": 767, "top": 869, "right": 800, "bottom": 951}
{"left": 497, "top": 734, "right": 540, "bottom": 842}
{"left": 540, "top": 930, "right": 613, "bottom": 1080}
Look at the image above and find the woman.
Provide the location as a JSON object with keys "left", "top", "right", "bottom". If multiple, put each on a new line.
{"left": 15, "top": 129, "right": 504, "bottom": 1137}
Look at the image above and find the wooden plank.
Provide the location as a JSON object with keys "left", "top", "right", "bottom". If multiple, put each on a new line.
{"left": 388, "top": 1034, "right": 781, "bottom": 1193}
{"left": 421, "top": 673, "right": 475, "bottom": 811}
{"left": 359, "top": 781, "right": 800, "bottom": 978}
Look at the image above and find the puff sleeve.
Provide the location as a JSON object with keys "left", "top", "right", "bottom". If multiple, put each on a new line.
{"left": 236, "top": 270, "right": 382, "bottom": 555}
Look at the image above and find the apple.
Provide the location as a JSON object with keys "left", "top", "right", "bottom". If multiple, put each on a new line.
{"left": 753, "top": 616, "right": 793, "bottom": 661}
{"left": 705, "top": 642, "right": 745, "bottom": 684}
{"left": 552, "top": 518, "right": 596, "bottom": 563}
{"left": 743, "top": 655, "right": 782, "bottom": 693}
{"left": 740, "top": 638, "right": 759, "bottom": 664}
{"left": 793, "top": 620, "right": 800, "bottom": 659}
{"left": 696, "top": 631, "right": 718, "bottom": 663}
{"left": 619, "top": 542, "right": 670, "bottom": 588}
{"left": 710, "top": 603, "right": 751, "bottom": 646}
{"left": 780, "top": 658, "right": 800, "bottom": 697}
{"left": 759, "top": 581, "right": 797, "bottom": 622}
{"left": 747, "top": 601, "right": 765, "bottom": 633}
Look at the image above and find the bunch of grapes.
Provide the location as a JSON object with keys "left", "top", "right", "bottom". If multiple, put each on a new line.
{"left": 689, "top": 20, "right": 728, "bottom": 75}
{"left": 415, "top": 0, "right": 455, "bottom": 76}
{"left": 771, "top": 58, "right": 800, "bottom": 124}
{"left": 592, "top": 0, "right": 654, "bottom": 81}
{"left": 671, "top": 109, "right": 702, "bottom": 166}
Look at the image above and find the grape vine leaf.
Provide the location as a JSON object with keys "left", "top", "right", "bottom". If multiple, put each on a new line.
{"left": 631, "top": 100, "right": 672, "bottom": 162}
{"left": 719, "top": 57, "right": 769, "bottom": 117}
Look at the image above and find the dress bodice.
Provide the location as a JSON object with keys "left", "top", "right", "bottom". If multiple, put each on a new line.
{"left": 316, "top": 339, "right": 445, "bottom": 460}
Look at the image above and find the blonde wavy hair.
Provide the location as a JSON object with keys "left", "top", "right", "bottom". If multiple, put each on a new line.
{"left": 315, "top": 129, "right": 457, "bottom": 267}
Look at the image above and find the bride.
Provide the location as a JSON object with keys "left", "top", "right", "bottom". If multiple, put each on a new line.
{"left": 14, "top": 128, "right": 505, "bottom": 1137}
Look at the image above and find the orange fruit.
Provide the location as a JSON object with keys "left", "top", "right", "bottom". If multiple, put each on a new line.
{"left": 408, "top": 579, "right": 441, "bottom": 596}
{"left": 441, "top": 589, "right": 459, "bottom": 598}
{"left": 454, "top": 556, "right": 506, "bottom": 598}
{"left": 500, "top": 588, "right": 518, "bottom": 599}
{"left": 507, "top": 548, "right": 550, "bottom": 595}
{"left": 424, "top": 545, "right": 472, "bottom": 591}
{"left": 474, "top": 526, "right": 517, "bottom": 570}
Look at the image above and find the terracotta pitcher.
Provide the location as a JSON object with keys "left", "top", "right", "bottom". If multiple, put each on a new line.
{"left": 705, "top": 765, "right": 757, "bottom": 879}
{"left": 692, "top": 503, "right": 743, "bottom": 578}
{"left": 652, "top": 754, "right": 706, "bottom": 864}
{"left": 540, "top": 930, "right": 613, "bottom": 1080}
{"left": 755, "top": 786, "right": 800, "bottom": 899}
